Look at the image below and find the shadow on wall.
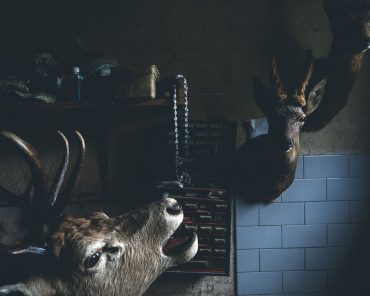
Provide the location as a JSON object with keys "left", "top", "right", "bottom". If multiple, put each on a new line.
{"left": 303, "top": 0, "right": 370, "bottom": 131}
{"left": 331, "top": 205, "right": 370, "bottom": 295}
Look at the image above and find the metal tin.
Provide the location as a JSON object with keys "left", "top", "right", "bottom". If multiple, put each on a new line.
{"left": 114, "top": 65, "right": 160, "bottom": 100}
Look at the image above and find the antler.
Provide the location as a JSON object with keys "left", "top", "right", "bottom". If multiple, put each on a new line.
{"left": 296, "top": 50, "right": 314, "bottom": 97}
{"left": 271, "top": 56, "right": 287, "bottom": 98}
{"left": 48, "top": 130, "right": 86, "bottom": 221}
{"left": 0, "top": 130, "right": 86, "bottom": 253}
{"left": 48, "top": 131, "right": 70, "bottom": 208}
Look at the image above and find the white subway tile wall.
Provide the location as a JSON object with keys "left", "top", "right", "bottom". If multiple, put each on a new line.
{"left": 236, "top": 154, "right": 370, "bottom": 296}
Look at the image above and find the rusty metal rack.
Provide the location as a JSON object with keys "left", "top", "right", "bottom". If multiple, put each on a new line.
{"left": 149, "top": 119, "right": 236, "bottom": 275}
{"left": 155, "top": 182, "right": 232, "bottom": 275}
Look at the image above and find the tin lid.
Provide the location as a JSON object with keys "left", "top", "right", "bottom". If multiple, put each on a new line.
{"left": 131, "top": 65, "right": 160, "bottom": 80}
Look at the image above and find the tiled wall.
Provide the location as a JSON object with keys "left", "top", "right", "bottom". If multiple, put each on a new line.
{"left": 236, "top": 154, "right": 370, "bottom": 296}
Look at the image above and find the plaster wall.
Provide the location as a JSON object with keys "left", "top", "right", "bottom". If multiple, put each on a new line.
{"left": 109, "top": 0, "right": 370, "bottom": 154}
{"left": 2, "top": 0, "right": 369, "bottom": 153}
{"left": 0, "top": 1, "right": 369, "bottom": 295}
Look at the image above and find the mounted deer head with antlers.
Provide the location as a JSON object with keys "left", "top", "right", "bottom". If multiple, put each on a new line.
{"left": 325, "top": 0, "right": 370, "bottom": 51}
{"left": 0, "top": 131, "right": 198, "bottom": 296}
{"left": 304, "top": 0, "right": 370, "bottom": 131}
{"left": 236, "top": 53, "right": 327, "bottom": 202}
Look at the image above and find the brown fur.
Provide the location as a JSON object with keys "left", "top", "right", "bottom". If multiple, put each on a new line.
{"left": 0, "top": 199, "right": 198, "bottom": 296}
{"left": 0, "top": 132, "right": 198, "bottom": 295}
{"left": 236, "top": 58, "right": 327, "bottom": 203}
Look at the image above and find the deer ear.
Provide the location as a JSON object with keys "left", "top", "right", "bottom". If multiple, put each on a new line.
{"left": 304, "top": 77, "right": 327, "bottom": 115}
{"left": 253, "top": 77, "right": 272, "bottom": 114}
{"left": 0, "top": 283, "right": 30, "bottom": 295}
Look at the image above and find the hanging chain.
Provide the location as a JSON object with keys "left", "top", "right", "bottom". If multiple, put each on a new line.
{"left": 173, "top": 74, "right": 191, "bottom": 187}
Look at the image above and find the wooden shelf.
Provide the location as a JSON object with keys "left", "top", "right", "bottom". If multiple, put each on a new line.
{"left": 0, "top": 98, "right": 171, "bottom": 113}
{"left": 0, "top": 98, "right": 173, "bottom": 128}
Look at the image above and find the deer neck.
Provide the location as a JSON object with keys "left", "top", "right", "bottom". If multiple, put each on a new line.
{"left": 328, "top": 36, "right": 365, "bottom": 81}
{"left": 6, "top": 256, "right": 67, "bottom": 296}
{"left": 2, "top": 275, "right": 59, "bottom": 296}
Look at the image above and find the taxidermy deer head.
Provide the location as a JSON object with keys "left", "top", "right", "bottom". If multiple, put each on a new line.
{"left": 304, "top": 0, "right": 370, "bottom": 130}
{"left": 235, "top": 53, "right": 327, "bottom": 202}
{"left": 0, "top": 131, "right": 198, "bottom": 296}
{"left": 324, "top": 0, "right": 370, "bottom": 51}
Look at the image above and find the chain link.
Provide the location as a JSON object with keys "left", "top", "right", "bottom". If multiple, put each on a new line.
{"left": 173, "top": 74, "right": 191, "bottom": 187}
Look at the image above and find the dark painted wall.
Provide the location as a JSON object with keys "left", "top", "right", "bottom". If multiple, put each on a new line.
{"left": 0, "top": 1, "right": 370, "bottom": 295}
{"left": 1, "top": 0, "right": 369, "bottom": 152}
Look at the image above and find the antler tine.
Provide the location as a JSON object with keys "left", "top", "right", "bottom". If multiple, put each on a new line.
{"left": 0, "top": 130, "right": 48, "bottom": 246}
{"left": 49, "top": 130, "right": 86, "bottom": 221}
{"left": 297, "top": 50, "right": 314, "bottom": 96}
{"left": 49, "top": 131, "right": 70, "bottom": 207}
{"left": 271, "top": 56, "right": 286, "bottom": 97}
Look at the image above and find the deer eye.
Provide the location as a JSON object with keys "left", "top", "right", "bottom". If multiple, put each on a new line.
{"left": 105, "top": 246, "right": 120, "bottom": 254}
{"left": 84, "top": 250, "right": 103, "bottom": 269}
{"left": 299, "top": 116, "right": 306, "bottom": 122}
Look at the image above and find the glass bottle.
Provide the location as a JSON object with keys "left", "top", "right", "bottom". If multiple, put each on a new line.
{"left": 70, "top": 66, "right": 83, "bottom": 102}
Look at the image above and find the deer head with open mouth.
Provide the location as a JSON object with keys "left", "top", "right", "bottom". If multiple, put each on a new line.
{"left": 0, "top": 131, "right": 198, "bottom": 296}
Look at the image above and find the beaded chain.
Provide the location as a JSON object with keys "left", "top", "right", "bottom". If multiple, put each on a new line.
{"left": 172, "top": 74, "right": 191, "bottom": 187}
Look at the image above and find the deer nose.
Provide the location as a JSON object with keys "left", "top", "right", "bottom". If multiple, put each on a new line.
{"left": 166, "top": 202, "right": 183, "bottom": 216}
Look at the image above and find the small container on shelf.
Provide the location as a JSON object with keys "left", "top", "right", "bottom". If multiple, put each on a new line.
{"left": 59, "top": 66, "right": 83, "bottom": 103}
{"left": 113, "top": 65, "right": 160, "bottom": 101}
{"left": 71, "top": 67, "right": 83, "bottom": 102}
